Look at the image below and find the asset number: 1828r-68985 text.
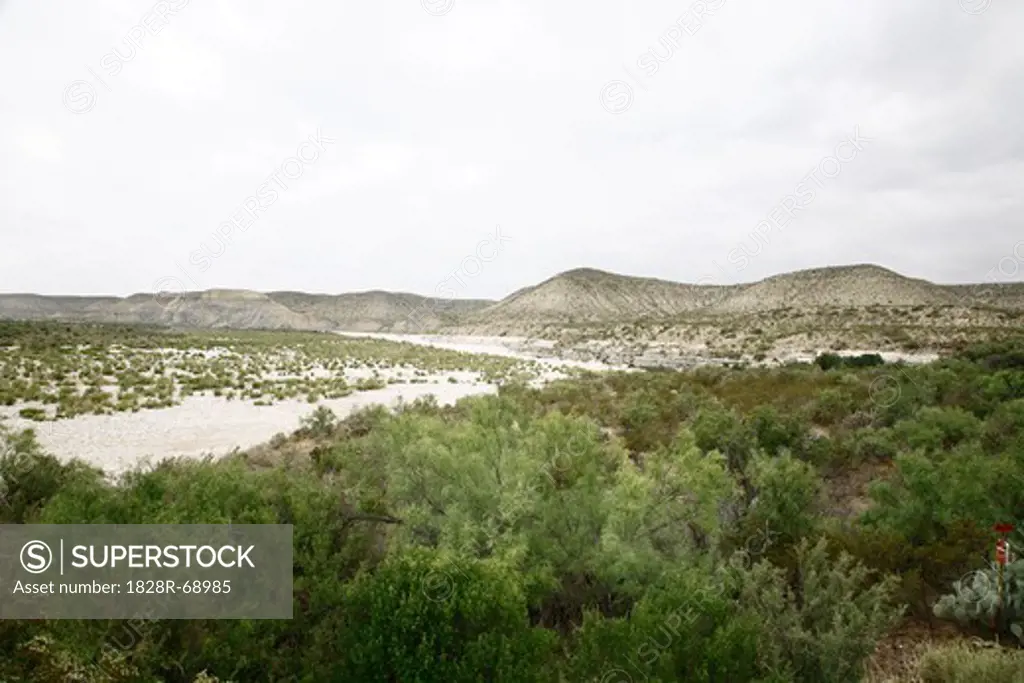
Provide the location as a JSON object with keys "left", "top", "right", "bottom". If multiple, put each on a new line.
{"left": 126, "top": 579, "right": 231, "bottom": 594}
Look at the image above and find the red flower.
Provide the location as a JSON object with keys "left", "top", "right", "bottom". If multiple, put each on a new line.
{"left": 994, "top": 523, "right": 1015, "bottom": 534}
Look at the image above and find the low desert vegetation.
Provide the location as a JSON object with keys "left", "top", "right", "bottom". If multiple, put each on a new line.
{"left": 0, "top": 321, "right": 543, "bottom": 420}
{"left": 537, "top": 305, "right": 1024, "bottom": 365}
{"left": 914, "top": 642, "right": 1024, "bottom": 682}
{"left": 1, "top": 337, "right": 1023, "bottom": 681}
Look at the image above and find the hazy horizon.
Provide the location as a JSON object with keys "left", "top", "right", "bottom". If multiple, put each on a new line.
{"left": 1, "top": 260, "right": 1020, "bottom": 301}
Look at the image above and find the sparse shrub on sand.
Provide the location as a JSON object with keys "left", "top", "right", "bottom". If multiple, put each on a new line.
{"left": 0, "top": 321, "right": 541, "bottom": 420}
{"left": 299, "top": 405, "right": 338, "bottom": 439}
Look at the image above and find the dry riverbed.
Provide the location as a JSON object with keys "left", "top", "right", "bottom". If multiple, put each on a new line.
{"left": 0, "top": 324, "right": 572, "bottom": 474}
{"left": 1, "top": 327, "right": 610, "bottom": 474}
{"left": 1, "top": 324, "right": 941, "bottom": 475}
{"left": 335, "top": 331, "right": 628, "bottom": 371}
{"left": 0, "top": 373, "right": 495, "bottom": 474}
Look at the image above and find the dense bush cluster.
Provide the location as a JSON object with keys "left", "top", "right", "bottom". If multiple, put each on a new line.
{"left": 814, "top": 352, "right": 886, "bottom": 371}
{"left": 1, "top": 336, "right": 1022, "bottom": 681}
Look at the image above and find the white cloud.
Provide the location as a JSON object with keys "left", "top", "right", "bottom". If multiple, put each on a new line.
{"left": 13, "top": 126, "right": 63, "bottom": 163}
{"left": 132, "top": 36, "right": 226, "bottom": 103}
{"left": 0, "top": 0, "right": 1021, "bottom": 297}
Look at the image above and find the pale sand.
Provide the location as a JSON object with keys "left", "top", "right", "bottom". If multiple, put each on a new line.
{"left": 0, "top": 378, "right": 495, "bottom": 474}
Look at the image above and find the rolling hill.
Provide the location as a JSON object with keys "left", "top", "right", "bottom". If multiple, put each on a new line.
{"left": 1, "top": 264, "right": 1021, "bottom": 333}
{"left": 711, "top": 264, "right": 962, "bottom": 313}
{"left": 0, "top": 289, "right": 495, "bottom": 332}
{"left": 462, "top": 268, "right": 729, "bottom": 324}
{"left": 266, "top": 291, "right": 493, "bottom": 332}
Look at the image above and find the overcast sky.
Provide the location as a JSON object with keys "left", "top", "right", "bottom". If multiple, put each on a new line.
{"left": 1, "top": 0, "right": 1021, "bottom": 299}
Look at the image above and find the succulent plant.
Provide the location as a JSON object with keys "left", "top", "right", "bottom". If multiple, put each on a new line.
{"left": 934, "top": 557, "right": 1024, "bottom": 643}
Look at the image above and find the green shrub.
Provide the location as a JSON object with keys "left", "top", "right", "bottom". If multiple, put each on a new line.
{"left": 825, "top": 520, "right": 990, "bottom": 620}
{"left": 564, "top": 565, "right": 763, "bottom": 682}
{"left": 734, "top": 538, "right": 903, "bottom": 683}
{"left": 0, "top": 427, "right": 101, "bottom": 523}
{"left": 335, "top": 548, "right": 556, "bottom": 682}
{"left": 917, "top": 641, "right": 1024, "bottom": 683}
{"left": 30, "top": 458, "right": 387, "bottom": 681}
{"left": 619, "top": 387, "right": 698, "bottom": 454}
{"left": 846, "top": 353, "right": 886, "bottom": 369}
{"left": 815, "top": 353, "right": 844, "bottom": 372}
{"left": 957, "top": 338, "right": 1024, "bottom": 371}
{"left": 892, "top": 406, "right": 983, "bottom": 454}
{"left": 693, "top": 405, "right": 754, "bottom": 471}
{"left": 863, "top": 444, "right": 1024, "bottom": 546}
{"left": 299, "top": 405, "right": 337, "bottom": 439}
{"left": 748, "top": 405, "right": 809, "bottom": 457}
{"left": 844, "top": 427, "right": 899, "bottom": 463}
{"left": 356, "top": 377, "right": 387, "bottom": 390}
{"left": 743, "top": 451, "right": 821, "bottom": 544}
{"left": 17, "top": 407, "right": 47, "bottom": 421}
{"left": 983, "top": 398, "right": 1024, "bottom": 453}
{"left": 816, "top": 353, "right": 886, "bottom": 371}
{"left": 809, "top": 387, "right": 856, "bottom": 426}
